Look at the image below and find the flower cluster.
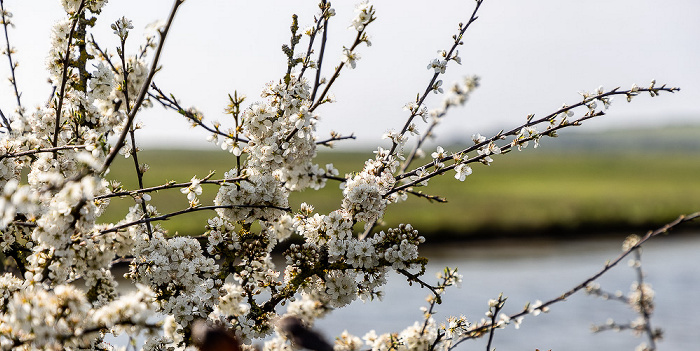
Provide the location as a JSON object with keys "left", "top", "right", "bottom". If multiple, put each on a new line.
{"left": 123, "top": 232, "right": 224, "bottom": 341}
{"left": 215, "top": 168, "right": 289, "bottom": 223}
{"left": 349, "top": 1, "right": 375, "bottom": 32}
{"left": 342, "top": 150, "right": 402, "bottom": 226}
{"left": 0, "top": 0, "right": 682, "bottom": 349}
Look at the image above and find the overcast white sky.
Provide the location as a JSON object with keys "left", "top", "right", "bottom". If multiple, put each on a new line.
{"left": 1, "top": 0, "right": 699, "bottom": 149}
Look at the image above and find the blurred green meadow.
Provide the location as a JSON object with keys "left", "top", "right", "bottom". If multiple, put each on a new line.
{"left": 102, "top": 127, "right": 700, "bottom": 241}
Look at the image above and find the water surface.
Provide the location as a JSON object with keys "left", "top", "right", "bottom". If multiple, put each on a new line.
{"left": 316, "top": 234, "right": 700, "bottom": 350}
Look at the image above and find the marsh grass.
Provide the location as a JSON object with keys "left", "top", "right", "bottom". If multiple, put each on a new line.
{"left": 102, "top": 145, "right": 700, "bottom": 240}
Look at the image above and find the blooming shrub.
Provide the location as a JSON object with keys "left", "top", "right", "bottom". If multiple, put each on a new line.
{"left": 0, "top": 0, "right": 689, "bottom": 350}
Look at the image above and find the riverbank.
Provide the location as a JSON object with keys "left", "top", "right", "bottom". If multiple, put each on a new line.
{"left": 103, "top": 128, "right": 700, "bottom": 240}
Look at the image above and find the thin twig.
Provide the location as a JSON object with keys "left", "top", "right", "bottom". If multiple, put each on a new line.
{"left": 315, "top": 133, "right": 355, "bottom": 146}
{"left": 400, "top": 116, "right": 440, "bottom": 174}
{"left": 389, "top": 110, "right": 604, "bottom": 195}
{"left": 89, "top": 33, "right": 118, "bottom": 74}
{"left": 360, "top": 1, "right": 483, "bottom": 239}
{"left": 149, "top": 83, "right": 249, "bottom": 144}
{"left": 397, "top": 268, "right": 441, "bottom": 300}
{"left": 406, "top": 189, "right": 447, "bottom": 203}
{"left": 0, "top": 107, "right": 10, "bottom": 131}
{"left": 296, "top": 1, "right": 327, "bottom": 84}
{"left": 114, "top": 23, "right": 153, "bottom": 236}
{"left": 485, "top": 304, "right": 501, "bottom": 351}
{"left": 310, "top": 15, "right": 329, "bottom": 102}
{"left": 308, "top": 27, "right": 366, "bottom": 114}
{"left": 634, "top": 249, "right": 657, "bottom": 350}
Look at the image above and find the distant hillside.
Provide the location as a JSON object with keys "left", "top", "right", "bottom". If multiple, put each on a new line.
{"left": 544, "top": 125, "right": 700, "bottom": 152}
{"left": 437, "top": 124, "right": 700, "bottom": 154}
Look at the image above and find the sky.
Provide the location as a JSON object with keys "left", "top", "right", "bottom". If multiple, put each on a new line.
{"left": 1, "top": 0, "right": 699, "bottom": 149}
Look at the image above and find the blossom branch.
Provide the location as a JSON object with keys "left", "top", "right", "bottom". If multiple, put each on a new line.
{"left": 97, "top": 203, "right": 292, "bottom": 235}
{"left": 89, "top": 33, "right": 119, "bottom": 75}
{"left": 400, "top": 116, "right": 438, "bottom": 174}
{"left": 421, "top": 297, "right": 440, "bottom": 341}
{"left": 633, "top": 249, "right": 658, "bottom": 350}
{"left": 485, "top": 294, "right": 506, "bottom": 351}
{"left": 296, "top": 1, "right": 328, "bottom": 86}
{"left": 385, "top": 0, "right": 483, "bottom": 162}
{"left": 315, "top": 132, "right": 355, "bottom": 147}
{"left": 52, "top": 0, "right": 87, "bottom": 150}
{"left": 96, "top": 175, "right": 245, "bottom": 200}
{"left": 399, "top": 77, "right": 480, "bottom": 174}
{"left": 310, "top": 9, "right": 330, "bottom": 102}
{"left": 115, "top": 20, "right": 154, "bottom": 236}
{"left": 585, "top": 286, "right": 629, "bottom": 304}
{"left": 397, "top": 268, "right": 441, "bottom": 302}
{"left": 450, "top": 211, "right": 699, "bottom": 347}
{"left": 308, "top": 11, "right": 374, "bottom": 113}
{"left": 0, "top": 0, "right": 22, "bottom": 120}
{"left": 149, "top": 83, "right": 250, "bottom": 144}
{"left": 406, "top": 189, "right": 447, "bottom": 203}
{"left": 100, "top": 0, "right": 185, "bottom": 175}
{"left": 592, "top": 321, "right": 644, "bottom": 334}
{"left": 390, "top": 110, "right": 606, "bottom": 196}
{"left": 392, "top": 84, "right": 680, "bottom": 193}
{"left": 0, "top": 144, "right": 87, "bottom": 161}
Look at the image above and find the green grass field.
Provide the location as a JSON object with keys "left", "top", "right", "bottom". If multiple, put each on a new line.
{"left": 102, "top": 144, "right": 700, "bottom": 241}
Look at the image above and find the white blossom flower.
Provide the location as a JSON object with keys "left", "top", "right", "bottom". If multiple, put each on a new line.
{"left": 111, "top": 16, "right": 133, "bottom": 39}
{"left": 432, "top": 79, "right": 444, "bottom": 94}
{"left": 427, "top": 58, "right": 447, "bottom": 74}
{"left": 529, "top": 300, "right": 549, "bottom": 316}
{"left": 431, "top": 146, "right": 446, "bottom": 160}
{"left": 181, "top": 176, "right": 203, "bottom": 202}
{"left": 89, "top": 62, "right": 115, "bottom": 101}
{"left": 454, "top": 164, "right": 472, "bottom": 181}
{"left": 349, "top": 1, "right": 374, "bottom": 32}
{"left": 342, "top": 47, "right": 360, "bottom": 69}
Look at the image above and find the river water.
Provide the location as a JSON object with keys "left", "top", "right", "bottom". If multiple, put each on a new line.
{"left": 315, "top": 233, "right": 700, "bottom": 350}
{"left": 106, "top": 233, "right": 699, "bottom": 350}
